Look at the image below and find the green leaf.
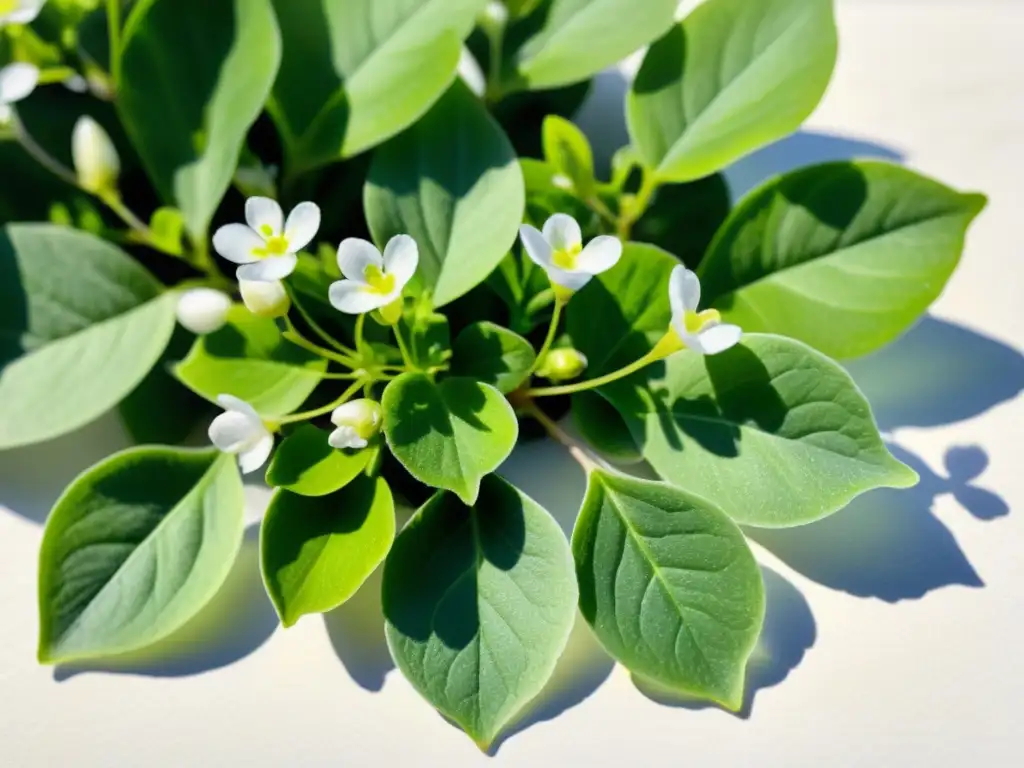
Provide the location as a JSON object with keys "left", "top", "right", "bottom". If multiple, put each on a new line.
{"left": 451, "top": 321, "right": 536, "bottom": 394}
{"left": 566, "top": 242, "right": 677, "bottom": 375}
{"left": 38, "top": 447, "right": 245, "bottom": 663}
{"left": 261, "top": 476, "right": 395, "bottom": 627}
{"left": 699, "top": 161, "right": 988, "bottom": 359}
{"left": 627, "top": 0, "right": 837, "bottom": 182}
{"left": 365, "top": 80, "right": 525, "bottom": 307}
{"left": 148, "top": 207, "right": 186, "bottom": 257}
{"left": 381, "top": 374, "right": 518, "bottom": 504}
{"left": 508, "top": 0, "right": 678, "bottom": 91}
{"left": 383, "top": 475, "right": 577, "bottom": 749}
{"left": 541, "top": 115, "right": 595, "bottom": 198}
{"left": 604, "top": 334, "right": 918, "bottom": 528}
{"left": 174, "top": 306, "right": 327, "bottom": 418}
{"left": 265, "top": 424, "right": 374, "bottom": 497}
{"left": 401, "top": 304, "right": 452, "bottom": 370}
{"left": 269, "top": 0, "right": 486, "bottom": 172}
{"left": 118, "top": 0, "right": 282, "bottom": 237}
{"left": 571, "top": 391, "right": 642, "bottom": 464}
{"left": 573, "top": 470, "right": 764, "bottom": 709}
{"left": 0, "top": 225, "right": 177, "bottom": 450}
{"left": 633, "top": 174, "right": 731, "bottom": 269}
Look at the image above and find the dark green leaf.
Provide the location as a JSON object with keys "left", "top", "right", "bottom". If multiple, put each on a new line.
{"left": 451, "top": 321, "right": 536, "bottom": 394}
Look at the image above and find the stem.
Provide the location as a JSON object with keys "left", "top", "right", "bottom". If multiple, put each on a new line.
{"left": 354, "top": 313, "right": 366, "bottom": 355}
{"left": 527, "top": 299, "right": 563, "bottom": 377}
{"left": 618, "top": 172, "right": 660, "bottom": 240}
{"left": 527, "top": 349, "right": 659, "bottom": 398}
{"left": 101, "top": 192, "right": 151, "bottom": 236}
{"left": 107, "top": 0, "right": 122, "bottom": 87}
{"left": 283, "top": 316, "right": 358, "bottom": 367}
{"left": 587, "top": 195, "right": 618, "bottom": 227}
{"left": 10, "top": 114, "right": 78, "bottom": 186}
{"left": 393, "top": 324, "right": 415, "bottom": 369}
{"left": 524, "top": 401, "right": 599, "bottom": 473}
{"left": 484, "top": 18, "right": 505, "bottom": 103}
{"left": 277, "top": 380, "right": 365, "bottom": 425}
{"left": 285, "top": 285, "right": 357, "bottom": 357}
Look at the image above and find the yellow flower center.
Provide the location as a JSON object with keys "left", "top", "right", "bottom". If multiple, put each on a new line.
{"left": 0, "top": 0, "right": 18, "bottom": 15}
{"left": 254, "top": 234, "right": 290, "bottom": 258}
{"left": 551, "top": 242, "right": 583, "bottom": 270}
{"left": 364, "top": 264, "right": 395, "bottom": 295}
{"left": 683, "top": 308, "right": 721, "bottom": 334}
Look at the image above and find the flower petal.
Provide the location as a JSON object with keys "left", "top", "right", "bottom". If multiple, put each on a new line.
{"left": 382, "top": 234, "right": 418, "bottom": 288}
{"left": 238, "top": 433, "right": 274, "bottom": 474}
{"left": 331, "top": 399, "right": 371, "bottom": 427}
{"left": 284, "top": 201, "right": 321, "bottom": 251}
{"left": 209, "top": 410, "right": 259, "bottom": 453}
{"left": 543, "top": 213, "right": 582, "bottom": 251}
{"left": 337, "top": 238, "right": 383, "bottom": 282}
{"left": 328, "top": 426, "right": 367, "bottom": 451}
{"left": 212, "top": 223, "right": 263, "bottom": 264}
{"left": 668, "top": 264, "right": 701, "bottom": 320}
{"left": 8, "top": 1, "right": 46, "bottom": 25}
{"left": 329, "top": 280, "right": 389, "bottom": 314}
{"left": 216, "top": 394, "right": 261, "bottom": 421}
{"left": 546, "top": 266, "right": 592, "bottom": 292}
{"left": 0, "top": 63, "right": 39, "bottom": 104}
{"left": 245, "top": 197, "right": 283, "bottom": 237}
{"left": 575, "top": 236, "right": 622, "bottom": 274}
{"left": 694, "top": 324, "right": 742, "bottom": 355}
{"left": 236, "top": 254, "right": 297, "bottom": 282}
{"left": 519, "top": 225, "right": 553, "bottom": 269}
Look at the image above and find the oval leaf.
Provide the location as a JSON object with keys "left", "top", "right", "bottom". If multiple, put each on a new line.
{"left": 38, "top": 447, "right": 245, "bottom": 663}
{"left": 0, "top": 225, "right": 176, "bottom": 450}
{"left": 383, "top": 475, "right": 577, "bottom": 749}
{"left": 365, "top": 80, "right": 525, "bottom": 307}
{"left": 541, "top": 115, "right": 595, "bottom": 197}
{"left": 627, "top": 0, "right": 837, "bottom": 182}
{"left": 573, "top": 470, "right": 765, "bottom": 709}
{"left": 451, "top": 321, "right": 536, "bottom": 394}
{"left": 603, "top": 334, "right": 919, "bottom": 527}
{"left": 510, "top": 0, "right": 678, "bottom": 90}
{"left": 270, "top": 0, "right": 486, "bottom": 171}
{"left": 174, "top": 306, "right": 327, "bottom": 417}
{"left": 382, "top": 374, "right": 518, "bottom": 505}
{"left": 265, "top": 423, "right": 374, "bottom": 496}
{"left": 261, "top": 476, "right": 395, "bottom": 627}
{"left": 699, "top": 161, "right": 988, "bottom": 359}
{"left": 119, "top": 0, "right": 282, "bottom": 237}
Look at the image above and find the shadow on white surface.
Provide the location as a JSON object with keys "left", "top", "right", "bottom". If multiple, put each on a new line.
{"left": 631, "top": 567, "right": 815, "bottom": 719}
{"left": 53, "top": 530, "right": 279, "bottom": 680}
{"left": 323, "top": 565, "right": 393, "bottom": 692}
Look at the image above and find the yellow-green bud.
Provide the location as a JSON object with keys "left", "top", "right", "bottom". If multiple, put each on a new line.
{"left": 240, "top": 279, "right": 290, "bottom": 319}
{"left": 72, "top": 116, "right": 120, "bottom": 195}
{"left": 537, "top": 347, "right": 588, "bottom": 382}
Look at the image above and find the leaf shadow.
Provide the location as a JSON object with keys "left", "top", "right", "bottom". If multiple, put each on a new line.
{"left": 53, "top": 525, "right": 278, "bottom": 680}
{"left": 631, "top": 567, "right": 815, "bottom": 719}
{"left": 323, "top": 565, "right": 394, "bottom": 692}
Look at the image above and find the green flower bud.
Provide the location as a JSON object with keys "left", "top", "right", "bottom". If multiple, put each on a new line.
{"left": 537, "top": 347, "right": 588, "bottom": 382}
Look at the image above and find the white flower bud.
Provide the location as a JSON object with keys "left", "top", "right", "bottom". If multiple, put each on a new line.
{"left": 176, "top": 288, "right": 231, "bottom": 335}
{"left": 72, "top": 116, "right": 120, "bottom": 194}
{"left": 239, "top": 279, "right": 290, "bottom": 319}
{"left": 537, "top": 347, "right": 588, "bottom": 382}
{"left": 329, "top": 399, "right": 383, "bottom": 450}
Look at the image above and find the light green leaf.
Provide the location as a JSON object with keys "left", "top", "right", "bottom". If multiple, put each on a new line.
{"left": 0, "top": 225, "right": 177, "bottom": 450}
{"left": 571, "top": 391, "right": 642, "bottom": 464}
{"left": 699, "top": 161, "right": 987, "bottom": 359}
{"left": 451, "top": 321, "right": 536, "bottom": 394}
{"left": 604, "top": 334, "right": 918, "bottom": 528}
{"left": 118, "top": 0, "right": 282, "bottom": 238}
{"left": 381, "top": 374, "right": 518, "bottom": 504}
{"left": 261, "top": 476, "right": 395, "bottom": 627}
{"left": 541, "top": 115, "right": 595, "bottom": 197}
{"left": 270, "top": 0, "right": 487, "bottom": 172}
{"left": 519, "top": 157, "right": 593, "bottom": 232}
{"left": 566, "top": 242, "right": 677, "bottom": 375}
{"left": 265, "top": 424, "right": 375, "bottom": 497}
{"left": 509, "top": 0, "right": 678, "bottom": 91}
{"left": 174, "top": 306, "right": 327, "bottom": 418}
{"left": 38, "top": 447, "right": 245, "bottom": 663}
{"left": 627, "top": 0, "right": 837, "bottom": 182}
{"left": 573, "top": 470, "right": 764, "bottom": 709}
{"left": 383, "top": 475, "right": 577, "bottom": 749}
{"left": 365, "top": 80, "right": 525, "bottom": 307}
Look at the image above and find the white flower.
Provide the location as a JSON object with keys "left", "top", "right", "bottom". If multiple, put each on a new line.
{"left": 176, "top": 288, "right": 231, "bottom": 335}
{"left": 0, "top": 62, "right": 38, "bottom": 124}
{"left": 239, "top": 279, "right": 290, "bottom": 319}
{"left": 329, "top": 399, "right": 382, "bottom": 450}
{"left": 668, "top": 266, "right": 742, "bottom": 356}
{"left": 212, "top": 197, "right": 320, "bottom": 282}
{"left": 0, "top": 0, "right": 46, "bottom": 28}
{"left": 519, "top": 213, "right": 621, "bottom": 296}
{"left": 209, "top": 395, "right": 274, "bottom": 474}
{"left": 72, "top": 116, "right": 120, "bottom": 194}
{"left": 328, "top": 235, "right": 418, "bottom": 316}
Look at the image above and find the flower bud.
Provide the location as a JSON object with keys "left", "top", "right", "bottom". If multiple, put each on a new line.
{"left": 72, "top": 116, "right": 120, "bottom": 195}
{"left": 329, "top": 399, "right": 383, "bottom": 450}
{"left": 537, "top": 347, "right": 588, "bottom": 382}
{"left": 176, "top": 288, "right": 231, "bottom": 335}
{"left": 240, "top": 279, "right": 290, "bottom": 319}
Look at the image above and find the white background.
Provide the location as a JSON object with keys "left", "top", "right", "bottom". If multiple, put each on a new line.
{"left": 2, "top": 0, "right": 1023, "bottom": 765}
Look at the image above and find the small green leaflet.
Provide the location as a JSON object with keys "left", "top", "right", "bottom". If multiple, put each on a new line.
{"left": 541, "top": 115, "right": 595, "bottom": 198}
{"left": 265, "top": 424, "right": 375, "bottom": 497}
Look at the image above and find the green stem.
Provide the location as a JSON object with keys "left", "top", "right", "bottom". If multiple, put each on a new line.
{"left": 37, "top": 66, "right": 78, "bottom": 85}
{"left": 393, "top": 323, "right": 415, "bottom": 369}
{"left": 354, "top": 313, "right": 366, "bottom": 355}
{"left": 523, "top": 401, "right": 599, "bottom": 473}
{"left": 283, "top": 316, "right": 358, "bottom": 368}
{"left": 618, "top": 172, "right": 660, "bottom": 240}
{"left": 285, "top": 285, "right": 357, "bottom": 357}
{"left": 10, "top": 114, "right": 78, "bottom": 186}
{"left": 526, "top": 348, "right": 659, "bottom": 398}
{"left": 527, "top": 299, "right": 563, "bottom": 378}
{"left": 587, "top": 195, "right": 618, "bottom": 227}
{"left": 106, "top": 0, "right": 122, "bottom": 87}
{"left": 277, "top": 380, "right": 365, "bottom": 425}
{"left": 484, "top": 17, "right": 505, "bottom": 103}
